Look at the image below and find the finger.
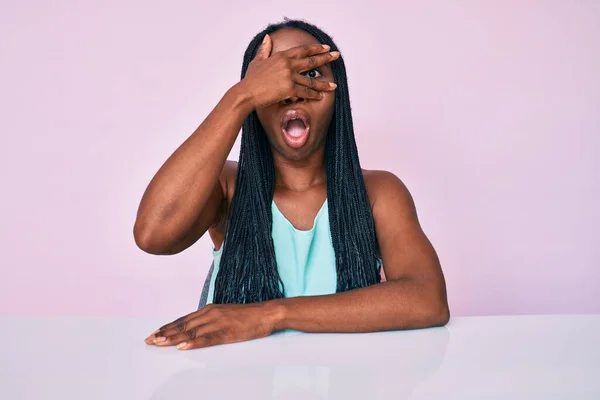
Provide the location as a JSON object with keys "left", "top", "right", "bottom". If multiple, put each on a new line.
{"left": 153, "top": 309, "right": 215, "bottom": 340}
{"left": 252, "top": 33, "right": 273, "bottom": 61}
{"left": 153, "top": 315, "right": 212, "bottom": 342}
{"left": 177, "top": 329, "right": 228, "bottom": 351}
{"left": 292, "top": 51, "right": 340, "bottom": 73}
{"left": 144, "top": 329, "right": 160, "bottom": 345}
{"left": 153, "top": 321, "right": 213, "bottom": 346}
{"left": 293, "top": 74, "right": 337, "bottom": 92}
{"left": 156, "top": 322, "right": 224, "bottom": 348}
{"left": 283, "top": 43, "right": 331, "bottom": 60}
{"left": 146, "top": 310, "right": 205, "bottom": 342}
{"left": 292, "top": 83, "right": 324, "bottom": 101}
{"left": 158, "top": 316, "right": 189, "bottom": 335}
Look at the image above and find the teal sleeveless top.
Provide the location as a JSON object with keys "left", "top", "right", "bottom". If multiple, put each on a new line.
{"left": 206, "top": 199, "right": 337, "bottom": 304}
{"left": 204, "top": 199, "right": 382, "bottom": 305}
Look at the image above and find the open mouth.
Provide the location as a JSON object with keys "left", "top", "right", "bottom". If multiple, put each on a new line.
{"left": 280, "top": 109, "right": 311, "bottom": 149}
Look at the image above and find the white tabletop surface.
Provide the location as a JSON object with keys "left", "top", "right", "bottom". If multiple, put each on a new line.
{"left": 0, "top": 314, "right": 598, "bottom": 399}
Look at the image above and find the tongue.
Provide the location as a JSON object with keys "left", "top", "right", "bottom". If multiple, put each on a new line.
{"left": 286, "top": 120, "right": 306, "bottom": 137}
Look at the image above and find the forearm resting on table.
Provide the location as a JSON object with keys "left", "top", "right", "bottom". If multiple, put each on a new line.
{"left": 265, "top": 278, "right": 450, "bottom": 333}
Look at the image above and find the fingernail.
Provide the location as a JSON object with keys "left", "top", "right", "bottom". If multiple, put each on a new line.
{"left": 329, "top": 82, "right": 337, "bottom": 88}
{"left": 322, "top": 44, "right": 330, "bottom": 50}
{"left": 330, "top": 51, "right": 340, "bottom": 58}
{"left": 177, "top": 342, "right": 188, "bottom": 350}
{"left": 153, "top": 336, "right": 166, "bottom": 343}
{"left": 263, "top": 34, "right": 269, "bottom": 44}
{"left": 145, "top": 330, "right": 158, "bottom": 341}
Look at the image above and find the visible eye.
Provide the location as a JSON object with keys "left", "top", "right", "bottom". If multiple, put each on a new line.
{"left": 304, "top": 69, "right": 322, "bottom": 79}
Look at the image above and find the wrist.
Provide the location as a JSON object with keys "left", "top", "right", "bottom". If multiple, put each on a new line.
{"left": 228, "top": 81, "right": 255, "bottom": 116}
{"left": 263, "top": 299, "right": 288, "bottom": 332}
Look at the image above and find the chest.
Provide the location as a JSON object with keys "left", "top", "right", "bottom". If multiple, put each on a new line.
{"left": 272, "top": 190, "right": 327, "bottom": 231}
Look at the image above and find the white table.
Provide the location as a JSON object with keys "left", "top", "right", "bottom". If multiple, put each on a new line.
{"left": 0, "top": 315, "right": 598, "bottom": 399}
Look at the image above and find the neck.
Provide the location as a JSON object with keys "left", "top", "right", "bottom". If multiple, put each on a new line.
{"left": 273, "top": 147, "right": 326, "bottom": 192}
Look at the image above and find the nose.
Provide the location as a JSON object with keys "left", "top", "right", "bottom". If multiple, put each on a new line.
{"left": 283, "top": 96, "right": 306, "bottom": 104}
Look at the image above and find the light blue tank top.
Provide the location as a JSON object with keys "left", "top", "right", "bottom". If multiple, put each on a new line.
{"left": 205, "top": 199, "right": 339, "bottom": 304}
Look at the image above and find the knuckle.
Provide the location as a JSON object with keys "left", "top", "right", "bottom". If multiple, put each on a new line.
{"left": 202, "top": 332, "right": 218, "bottom": 343}
{"left": 175, "top": 317, "right": 186, "bottom": 332}
{"left": 215, "top": 329, "right": 228, "bottom": 341}
{"left": 185, "top": 328, "right": 197, "bottom": 340}
{"left": 294, "top": 44, "right": 310, "bottom": 58}
{"left": 207, "top": 308, "right": 222, "bottom": 318}
{"left": 308, "top": 56, "right": 317, "bottom": 66}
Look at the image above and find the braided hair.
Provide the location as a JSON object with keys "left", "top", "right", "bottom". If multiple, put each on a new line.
{"left": 213, "top": 19, "right": 381, "bottom": 304}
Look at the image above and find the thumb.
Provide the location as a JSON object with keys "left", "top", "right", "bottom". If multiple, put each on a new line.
{"left": 254, "top": 34, "right": 272, "bottom": 61}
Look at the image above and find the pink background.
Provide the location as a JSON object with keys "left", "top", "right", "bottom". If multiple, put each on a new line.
{"left": 1, "top": 1, "right": 598, "bottom": 317}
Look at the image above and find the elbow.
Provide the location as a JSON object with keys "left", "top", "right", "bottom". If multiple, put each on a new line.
{"left": 389, "top": 277, "right": 450, "bottom": 329}
{"left": 418, "top": 292, "right": 450, "bottom": 328}
{"left": 424, "top": 278, "right": 450, "bottom": 327}
{"left": 434, "top": 302, "right": 450, "bottom": 327}
{"left": 416, "top": 301, "right": 449, "bottom": 329}
{"left": 133, "top": 221, "right": 171, "bottom": 255}
{"left": 426, "top": 295, "right": 450, "bottom": 327}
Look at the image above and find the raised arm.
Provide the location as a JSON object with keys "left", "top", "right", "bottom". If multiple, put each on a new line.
{"left": 133, "top": 86, "right": 250, "bottom": 255}
{"left": 133, "top": 35, "right": 339, "bottom": 255}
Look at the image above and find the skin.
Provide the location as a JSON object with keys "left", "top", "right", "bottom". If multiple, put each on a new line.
{"left": 257, "top": 30, "right": 336, "bottom": 163}
{"left": 135, "top": 28, "right": 449, "bottom": 351}
{"left": 257, "top": 28, "right": 336, "bottom": 235}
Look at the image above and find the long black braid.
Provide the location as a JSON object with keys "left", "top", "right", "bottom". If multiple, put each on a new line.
{"left": 213, "top": 19, "right": 381, "bottom": 304}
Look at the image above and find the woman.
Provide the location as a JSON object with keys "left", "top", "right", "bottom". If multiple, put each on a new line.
{"left": 135, "top": 19, "right": 449, "bottom": 350}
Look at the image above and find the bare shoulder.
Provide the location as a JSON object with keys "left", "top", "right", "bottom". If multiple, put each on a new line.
{"left": 362, "top": 169, "right": 416, "bottom": 213}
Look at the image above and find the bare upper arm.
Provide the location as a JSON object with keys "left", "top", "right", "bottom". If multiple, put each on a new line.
{"left": 167, "top": 160, "right": 237, "bottom": 254}
{"left": 364, "top": 170, "right": 445, "bottom": 288}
